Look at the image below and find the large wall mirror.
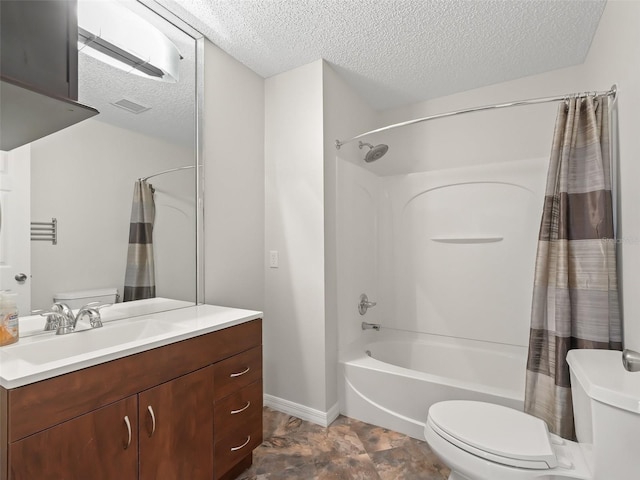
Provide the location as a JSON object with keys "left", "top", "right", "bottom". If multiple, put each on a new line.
{"left": 4, "top": 0, "right": 202, "bottom": 320}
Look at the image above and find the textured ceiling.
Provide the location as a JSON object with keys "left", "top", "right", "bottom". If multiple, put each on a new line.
{"left": 158, "top": 0, "right": 607, "bottom": 110}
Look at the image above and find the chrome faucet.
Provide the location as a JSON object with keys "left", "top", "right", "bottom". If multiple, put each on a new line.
{"left": 361, "top": 322, "right": 381, "bottom": 331}
{"left": 51, "top": 302, "right": 77, "bottom": 334}
{"left": 39, "top": 302, "right": 110, "bottom": 335}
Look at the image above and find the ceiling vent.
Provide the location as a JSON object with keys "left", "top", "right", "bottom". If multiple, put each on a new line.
{"left": 111, "top": 98, "right": 151, "bottom": 114}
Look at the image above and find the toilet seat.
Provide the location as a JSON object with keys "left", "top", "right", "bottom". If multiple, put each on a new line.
{"left": 428, "top": 401, "right": 557, "bottom": 470}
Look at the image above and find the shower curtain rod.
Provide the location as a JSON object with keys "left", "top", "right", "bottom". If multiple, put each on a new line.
{"left": 335, "top": 84, "right": 618, "bottom": 149}
{"left": 139, "top": 165, "right": 195, "bottom": 182}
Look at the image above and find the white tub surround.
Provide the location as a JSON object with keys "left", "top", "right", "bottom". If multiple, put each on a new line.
{"left": 0, "top": 303, "right": 262, "bottom": 388}
{"left": 339, "top": 329, "right": 527, "bottom": 439}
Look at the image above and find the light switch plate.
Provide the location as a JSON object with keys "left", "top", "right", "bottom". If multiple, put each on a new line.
{"left": 269, "top": 250, "right": 279, "bottom": 268}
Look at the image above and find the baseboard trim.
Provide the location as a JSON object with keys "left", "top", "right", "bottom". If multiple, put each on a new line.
{"left": 264, "top": 394, "right": 340, "bottom": 427}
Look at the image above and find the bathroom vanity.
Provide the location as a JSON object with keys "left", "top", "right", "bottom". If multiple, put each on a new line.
{"left": 0, "top": 305, "right": 263, "bottom": 480}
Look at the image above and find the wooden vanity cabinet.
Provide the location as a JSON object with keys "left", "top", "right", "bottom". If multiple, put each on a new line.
{"left": 213, "top": 346, "right": 264, "bottom": 480}
{"left": 0, "top": 318, "right": 263, "bottom": 480}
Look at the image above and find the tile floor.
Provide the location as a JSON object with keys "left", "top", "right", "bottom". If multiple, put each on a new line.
{"left": 236, "top": 407, "right": 451, "bottom": 480}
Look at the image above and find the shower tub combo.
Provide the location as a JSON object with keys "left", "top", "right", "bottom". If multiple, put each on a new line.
{"left": 339, "top": 328, "right": 527, "bottom": 439}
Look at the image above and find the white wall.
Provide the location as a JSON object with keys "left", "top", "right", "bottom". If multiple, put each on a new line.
{"left": 579, "top": 0, "right": 640, "bottom": 352}
{"left": 264, "top": 60, "right": 328, "bottom": 412}
{"left": 203, "top": 40, "right": 265, "bottom": 311}
{"left": 375, "top": 66, "right": 581, "bottom": 176}
{"left": 30, "top": 118, "right": 195, "bottom": 310}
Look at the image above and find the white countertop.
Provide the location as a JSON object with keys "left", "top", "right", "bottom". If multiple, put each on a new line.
{"left": 0, "top": 303, "right": 262, "bottom": 389}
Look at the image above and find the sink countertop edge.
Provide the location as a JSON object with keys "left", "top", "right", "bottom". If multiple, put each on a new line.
{"left": 0, "top": 304, "right": 263, "bottom": 389}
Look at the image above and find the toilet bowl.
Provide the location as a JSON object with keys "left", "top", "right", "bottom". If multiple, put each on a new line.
{"left": 424, "top": 349, "right": 640, "bottom": 480}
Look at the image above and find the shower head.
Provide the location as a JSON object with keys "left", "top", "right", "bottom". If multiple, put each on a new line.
{"left": 358, "top": 141, "right": 389, "bottom": 162}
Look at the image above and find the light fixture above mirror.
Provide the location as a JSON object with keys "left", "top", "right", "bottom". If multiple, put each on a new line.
{"left": 77, "top": 0, "right": 182, "bottom": 83}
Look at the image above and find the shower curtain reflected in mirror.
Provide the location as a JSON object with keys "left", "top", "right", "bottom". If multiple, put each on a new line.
{"left": 124, "top": 179, "right": 156, "bottom": 301}
{"left": 525, "top": 95, "right": 621, "bottom": 440}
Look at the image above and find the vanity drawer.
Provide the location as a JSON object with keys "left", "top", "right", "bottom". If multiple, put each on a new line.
{"left": 214, "top": 380, "right": 262, "bottom": 439}
{"left": 213, "top": 346, "right": 262, "bottom": 401}
{"left": 214, "top": 420, "right": 262, "bottom": 480}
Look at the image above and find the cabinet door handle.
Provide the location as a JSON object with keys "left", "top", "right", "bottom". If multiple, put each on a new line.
{"left": 123, "top": 415, "right": 132, "bottom": 450}
{"left": 231, "top": 401, "right": 251, "bottom": 415}
{"left": 230, "top": 435, "right": 251, "bottom": 452}
{"left": 147, "top": 405, "right": 156, "bottom": 437}
{"left": 230, "top": 366, "right": 250, "bottom": 378}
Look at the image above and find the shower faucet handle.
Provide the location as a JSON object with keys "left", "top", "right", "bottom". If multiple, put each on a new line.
{"left": 358, "top": 293, "right": 377, "bottom": 315}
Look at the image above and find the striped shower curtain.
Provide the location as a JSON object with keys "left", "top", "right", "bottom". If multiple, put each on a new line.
{"left": 524, "top": 95, "right": 622, "bottom": 439}
{"left": 123, "top": 180, "right": 156, "bottom": 301}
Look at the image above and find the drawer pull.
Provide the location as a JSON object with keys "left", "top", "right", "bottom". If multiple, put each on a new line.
{"left": 230, "top": 435, "right": 251, "bottom": 452}
{"left": 230, "top": 366, "right": 250, "bottom": 378}
{"left": 147, "top": 405, "right": 156, "bottom": 437}
{"left": 231, "top": 401, "right": 251, "bottom": 415}
{"left": 123, "top": 415, "right": 132, "bottom": 450}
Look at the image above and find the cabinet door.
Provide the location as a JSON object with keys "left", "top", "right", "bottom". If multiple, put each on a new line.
{"left": 8, "top": 395, "right": 138, "bottom": 480}
{"left": 139, "top": 366, "right": 214, "bottom": 480}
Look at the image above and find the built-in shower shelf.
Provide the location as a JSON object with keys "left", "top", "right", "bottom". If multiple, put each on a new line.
{"left": 430, "top": 236, "right": 503, "bottom": 244}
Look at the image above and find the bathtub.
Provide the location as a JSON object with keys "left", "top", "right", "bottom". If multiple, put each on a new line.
{"left": 339, "top": 329, "right": 527, "bottom": 439}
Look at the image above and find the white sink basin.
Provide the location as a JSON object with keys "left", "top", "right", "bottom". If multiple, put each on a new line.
{"left": 3, "top": 319, "right": 185, "bottom": 365}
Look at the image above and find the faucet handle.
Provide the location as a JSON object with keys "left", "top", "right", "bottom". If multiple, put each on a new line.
{"left": 358, "top": 294, "right": 377, "bottom": 315}
{"left": 76, "top": 302, "right": 111, "bottom": 329}
{"left": 34, "top": 309, "right": 64, "bottom": 331}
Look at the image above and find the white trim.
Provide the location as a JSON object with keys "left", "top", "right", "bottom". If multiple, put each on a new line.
{"left": 264, "top": 394, "right": 340, "bottom": 427}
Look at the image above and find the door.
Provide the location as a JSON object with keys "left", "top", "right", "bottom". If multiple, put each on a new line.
{"left": 139, "top": 366, "right": 214, "bottom": 480}
{"left": 8, "top": 395, "right": 138, "bottom": 480}
{"left": 0, "top": 146, "right": 31, "bottom": 314}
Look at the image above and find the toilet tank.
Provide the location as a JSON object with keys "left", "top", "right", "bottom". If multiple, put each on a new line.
{"left": 53, "top": 288, "right": 118, "bottom": 309}
{"left": 567, "top": 349, "right": 640, "bottom": 479}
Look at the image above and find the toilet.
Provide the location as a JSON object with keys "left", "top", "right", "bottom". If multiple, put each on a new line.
{"left": 53, "top": 287, "right": 119, "bottom": 309}
{"left": 424, "top": 349, "right": 640, "bottom": 480}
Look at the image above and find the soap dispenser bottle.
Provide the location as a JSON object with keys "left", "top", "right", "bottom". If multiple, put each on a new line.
{"left": 0, "top": 291, "right": 19, "bottom": 346}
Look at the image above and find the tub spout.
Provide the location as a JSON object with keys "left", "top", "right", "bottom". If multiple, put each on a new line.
{"left": 362, "top": 322, "right": 381, "bottom": 331}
